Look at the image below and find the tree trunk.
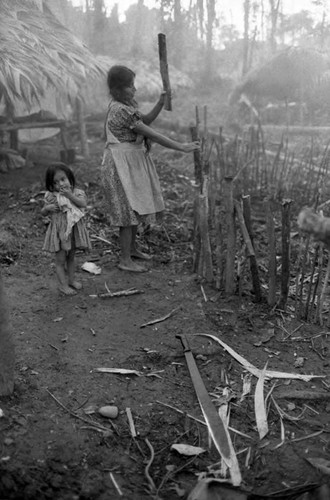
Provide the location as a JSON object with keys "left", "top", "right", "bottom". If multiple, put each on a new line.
{"left": 242, "top": 0, "right": 250, "bottom": 76}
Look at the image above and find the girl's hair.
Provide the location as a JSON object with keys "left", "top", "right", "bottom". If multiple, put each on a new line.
{"left": 45, "top": 162, "right": 75, "bottom": 192}
{"left": 107, "top": 65, "right": 136, "bottom": 105}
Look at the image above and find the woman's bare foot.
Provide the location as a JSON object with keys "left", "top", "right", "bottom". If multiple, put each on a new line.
{"left": 59, "top": 285, "right": 77, "bottom": 296}
{"left": 118, "top": 259, "right": 147, "bottom": 273}
{"left": 69, "top": 281, "right": 82, "bottom": 290}
{"left": 131, "top": 249, "right": 152, "bottom": 261}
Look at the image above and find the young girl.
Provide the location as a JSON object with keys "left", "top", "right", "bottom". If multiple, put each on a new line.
{"left": 41, "top": 162, "right": 91, "bottom": 295}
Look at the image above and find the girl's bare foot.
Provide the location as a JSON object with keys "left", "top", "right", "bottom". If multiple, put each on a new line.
{"left": 59, "top": 285, "right": 77, "bottom": 296}
{"left": 118, "top": 259, "right": 147, "bottom": 273}
{"left": 131, "top": 249, "right": 152, "bottom": 261}
{"left": 69, "top": 281, "right": 82, "bottom": 290}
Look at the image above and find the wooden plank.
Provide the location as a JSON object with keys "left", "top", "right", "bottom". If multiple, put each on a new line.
{"left": 0, "top": 121, "right": 66, "bottom": 132}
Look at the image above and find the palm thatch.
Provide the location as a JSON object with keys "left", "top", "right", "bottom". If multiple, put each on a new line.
{"left": 0, "top": 0, "right": 107, "bottom": 114}
{"left": 229, "top": 47, "right": 330, "bottom": 105}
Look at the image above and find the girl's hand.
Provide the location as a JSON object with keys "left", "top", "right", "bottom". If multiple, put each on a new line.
{"left": 46, "top": 203, "right": 59, "bottom": 213}
{"left": 182, "top": 141, "right": 200, "bottom": 153}
{"left": 59, "top": 186, "right": 72, "bottom": 197}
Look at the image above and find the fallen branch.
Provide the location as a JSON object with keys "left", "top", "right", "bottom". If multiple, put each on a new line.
{"left": 47, "top": 389, "right": 113, "bottom": 433}
{"left": 140, "top": 307, "right": 180, "bottom": 328}
{"left": 274, "top": 389, "right": 330, "bottom": 400}
{"left": 145, "top": 438, "right": 157, "bottom": 493}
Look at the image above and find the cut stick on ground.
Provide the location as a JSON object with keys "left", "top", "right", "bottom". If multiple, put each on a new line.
{"left": 109, "top": 472, "right": 123, "bottom": 496}
{"left": 140, "top": 306, "right": 180, "bottom": 328}
{"left": 273, "top": 389, "right": 330, "bottom": 400}
{"left": 95, "top": 367, "right": 164, "bottom": 378}
{"left": 194, "top": 333, "right": 325, "bottom": 381}
{"left": 155, "top": 400, "right": 252, "bottom": 440}
{"left": 91, "top": 234, "right": 114, "bottom": 246}
{"left": 254, "top": 362, "right": 269, "bottom": 440}
{"left": 126, "top": 407, "right": 137, "bottom": 438}
{"left": 98, "top": 288, "right": 144, "bottom": 299}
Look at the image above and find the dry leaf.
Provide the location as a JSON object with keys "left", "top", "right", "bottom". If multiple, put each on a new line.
{"left": 306, "top": 457, "right": 330, "bottom": 476}
{"left": 171, "top": 444, "right": 206, "bottom": 456}
{"left": 195, "top": 333, "right": 324, "bottom": 381}
{"left": 255, "top": 362, "right": 269, "bottom": 440}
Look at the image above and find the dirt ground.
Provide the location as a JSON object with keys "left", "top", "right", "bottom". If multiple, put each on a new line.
{"left": 1, "top": 136, "right": 330, "bottom": 500}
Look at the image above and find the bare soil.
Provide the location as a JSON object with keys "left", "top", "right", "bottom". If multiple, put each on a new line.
{"left": 1, "top": 137, "right": 330, "bottom": 500}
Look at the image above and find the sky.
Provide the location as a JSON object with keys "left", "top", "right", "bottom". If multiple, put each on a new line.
{"left": 71, "top": 0, "right": 322, "bottom": 30}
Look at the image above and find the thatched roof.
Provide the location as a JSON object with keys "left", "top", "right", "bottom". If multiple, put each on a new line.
{"left": 0, "top": 0, "right": 107, "bottom": 114}
{"left": 229, "top": 47, "right": 329, "bottom": 105}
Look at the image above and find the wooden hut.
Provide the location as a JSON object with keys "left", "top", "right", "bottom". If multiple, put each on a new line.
{"left": 0, "top": 0, "right": 108, "bottom": 162}
{"left": 229, "top": 47, "right": 329, "bottom": 125}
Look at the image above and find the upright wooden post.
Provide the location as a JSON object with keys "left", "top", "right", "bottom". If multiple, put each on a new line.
{"left": 0, "top": 273, "right": 14, "bottom": 396}
{"left": 266, "top": 199, "right": 277, "bottom": 306}
{"left": 278, "top": 199, "right": 292, "bottom": 311}
{"left": 76, "top": 96, "right": 89, "bottom": 158}
{"left": 197, "top": 176, "right": 214, "bottom": 283}
{"left": 224, "top": 176, "right": 236, "bottom": 295}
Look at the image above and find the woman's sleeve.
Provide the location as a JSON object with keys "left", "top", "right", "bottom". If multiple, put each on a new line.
{"left": 115, "top": 105, "right": 143, "bottom": 130}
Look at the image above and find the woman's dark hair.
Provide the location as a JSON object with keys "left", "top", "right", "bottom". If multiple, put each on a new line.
{"left": 45, "top": 162, "right": 75, "bottom": 192}
{"left": 107, "top": 65, "right": 136, "bottom": 105}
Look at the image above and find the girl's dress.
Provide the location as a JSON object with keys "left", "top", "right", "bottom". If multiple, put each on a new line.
{"left": 42, "top": 188, "right": 91, "bottom": 253}
{"left": 100, "top": 99, "right": 165, "bottom": 226}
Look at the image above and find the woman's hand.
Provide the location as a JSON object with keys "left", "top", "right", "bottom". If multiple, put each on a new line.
{"left": 181, "top": 141, "right": 201, "bottom": 153}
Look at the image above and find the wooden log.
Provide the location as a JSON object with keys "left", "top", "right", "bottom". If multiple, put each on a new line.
{"left": 266, "top": 199, "right": 277, "bottom": 306}
{"left": 158, "top": 33, "right": 172, "bottom": 111}
{"left": 278, "top": 199, "right": 292, "bottom": 311}
{"left": 0, "top": 273, "right": 14, "bottom": 396}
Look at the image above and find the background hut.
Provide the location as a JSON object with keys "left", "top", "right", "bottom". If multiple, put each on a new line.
{"left": 229, "top": 47, "right": 330, "bottom": 126}
{"left": 0, "top": 0, "right": 108, "bottom": 162}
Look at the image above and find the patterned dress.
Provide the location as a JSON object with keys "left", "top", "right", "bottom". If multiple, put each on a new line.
{"left": 100, "top": 99, "right": 165, "bottom": 227}
{"left": 42, "top": 188, "right": 91, "bottom": 253}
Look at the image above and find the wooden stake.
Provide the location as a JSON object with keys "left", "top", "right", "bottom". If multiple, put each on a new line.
{"left": 197, "top": 176, "right": 214, "bottom": 283}
{"left": 235, "top": 200, "right": 262, "bottom": 302}
{"left": 266, "top": 199, "right": 277, "bottom": 306}
{"left": 278, "top": 199, "right": 292, "bottom": 311}
{"left": 224, "top": 176, "right": 236, "bottom": 295}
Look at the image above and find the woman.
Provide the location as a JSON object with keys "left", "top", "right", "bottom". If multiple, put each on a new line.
{"left": 101, "top": 65, "right": 200, "bottom": 273}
